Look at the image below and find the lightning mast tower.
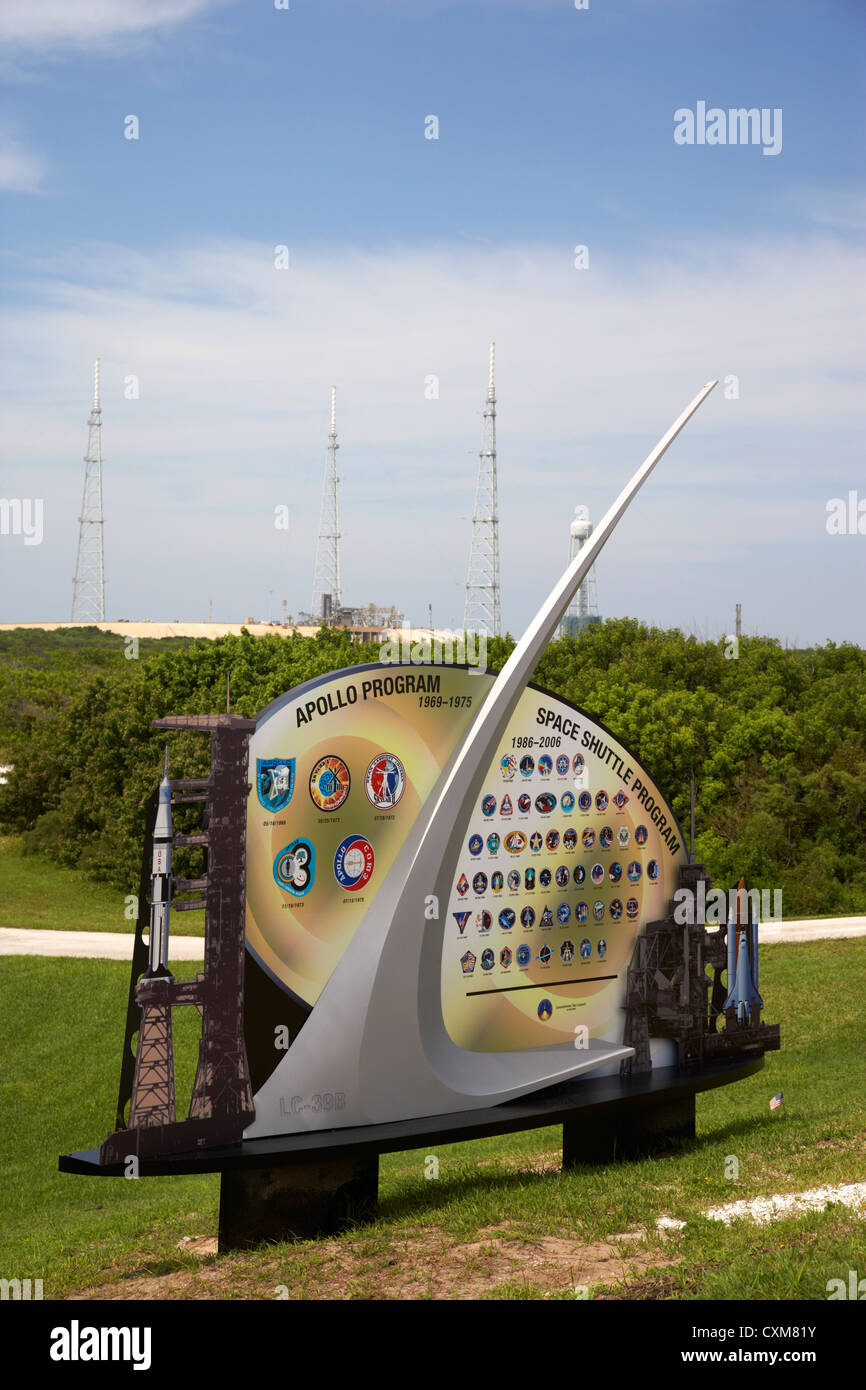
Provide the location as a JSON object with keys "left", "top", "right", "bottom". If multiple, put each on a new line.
{"left": 559, "top": 506, "right": 600, "bottom": 637}
{"left": 71, "top": 358, "right": 106, "bottom": 622}
{"left": 310, "top": 387, "right": 341, "bottom": 626}
{"left": 464, "top": 342, "right": 500, "bottom": 636}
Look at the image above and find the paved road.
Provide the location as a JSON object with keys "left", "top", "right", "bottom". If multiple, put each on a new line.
{"left": 0, "top": 928, "right": 204, "bottom": 959}
{"left": 1, "top": 918, "right": 865, "bottom": 959}
{"left": 757, "top": 916, "right": 866, "bottom": 944}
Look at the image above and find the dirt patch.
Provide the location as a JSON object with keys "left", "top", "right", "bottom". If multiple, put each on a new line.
{"left": 177, "top": 1237, "right": 219, "bottom": 1256}
{"left": 69, "top": 1222, "right": 679, "bottom": 1302}
{"left": 474, "top": 1151, "right": 563, "bottom": 1176}
{"left": 596, "top": 1272, "right": 686, "bottom": 1300}
{"left": 813, "top": 1130, "right": 866, "bottom": 1152}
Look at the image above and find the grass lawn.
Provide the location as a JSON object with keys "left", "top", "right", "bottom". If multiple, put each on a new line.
{"left": 0, "top": 939, "right": 864, "bottom": 1300}
{"left": 0, "top": 836, "right": 203, "bottom": 935}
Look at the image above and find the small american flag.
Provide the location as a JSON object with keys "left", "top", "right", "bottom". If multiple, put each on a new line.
{"left": 770, "top": 1092, "right": 784, "bottom": 1110}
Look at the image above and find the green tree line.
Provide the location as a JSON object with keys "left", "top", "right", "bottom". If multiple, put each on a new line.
{"left": 1, "top": 621, "right": 864, "bottom": 917}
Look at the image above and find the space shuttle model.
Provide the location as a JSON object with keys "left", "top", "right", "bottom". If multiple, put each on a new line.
{"left": 723, "top": 876, "right": 764, "bottom": 1026}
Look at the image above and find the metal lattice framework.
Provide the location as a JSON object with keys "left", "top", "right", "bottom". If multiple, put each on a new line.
{"left": 464, "top": 343, "right": 500, "bottom": 637}
{"left": 311, "top": 386, "right": 341, "bottom": 625}
{"left": 128, "top": 1005, "right": 176, "bottom": 1128}
{"left": 71, "top": 358, "right": 106, "bottom": 622}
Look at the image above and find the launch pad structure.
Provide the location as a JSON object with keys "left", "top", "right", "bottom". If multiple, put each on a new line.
{"left": 100, "top": 712, "right": 257, "bottom": 1165}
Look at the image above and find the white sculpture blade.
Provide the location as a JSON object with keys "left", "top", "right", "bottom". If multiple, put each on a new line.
{"left": 246, "top": 381, "right": 717, "bottom": 1136}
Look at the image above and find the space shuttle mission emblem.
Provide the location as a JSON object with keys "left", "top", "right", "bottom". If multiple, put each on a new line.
{"left": 257, "top": 757, "right": 295, "bottom": 812}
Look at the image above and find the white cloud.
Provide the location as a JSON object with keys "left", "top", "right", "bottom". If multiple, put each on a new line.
{"left": 0, "top": 134, "right": 45, "bottom": 192}
{"left": 808, "top": 191, "right": 866, "bottom": 234}
{"left": 0, "top": 0, "right": 219, "bottom": 50}
{"left": 0, "top": 233, "right": 863, "bottom": 642}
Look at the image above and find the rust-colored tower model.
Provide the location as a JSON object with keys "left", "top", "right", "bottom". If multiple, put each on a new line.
{"left": 101, "top": 713, "right": 257, "bottom": 1163}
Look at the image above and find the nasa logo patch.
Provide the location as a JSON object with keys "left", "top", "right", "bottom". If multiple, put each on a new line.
{"left": 364, "top": 752, "right": 405, "bottom": 809}
{"left": 333, "top": 835, "right": 374, "bottom": 892}
{"left": 257, "top": 757, "right": 295, "bottom": 813}
{"left": 273, "top": 837, "right": 315, "bottom": 897}
{"left": 310, "top": 755, "right": 350, "bottom": 812}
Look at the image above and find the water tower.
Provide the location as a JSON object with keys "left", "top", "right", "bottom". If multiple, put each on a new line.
{"left": 559, "top": 505, "right": 601, "bottom": 637}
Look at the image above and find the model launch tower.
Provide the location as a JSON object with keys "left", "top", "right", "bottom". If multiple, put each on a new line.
{"left": 101, "top": 713, "right": 257, "bottom": 1162}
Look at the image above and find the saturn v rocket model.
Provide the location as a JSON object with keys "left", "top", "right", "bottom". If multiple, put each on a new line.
{"left": 145, "top": 750, "right": 174, "bottom": 980}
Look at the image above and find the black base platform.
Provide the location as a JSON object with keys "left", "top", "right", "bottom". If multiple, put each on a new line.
{"left": 60, "top": 1055, "right": 765, "bottom": 1249}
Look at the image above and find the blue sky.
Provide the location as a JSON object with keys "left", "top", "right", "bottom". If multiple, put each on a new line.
{"left": 0, "top": 0, "right": 863, "bottom": 642}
